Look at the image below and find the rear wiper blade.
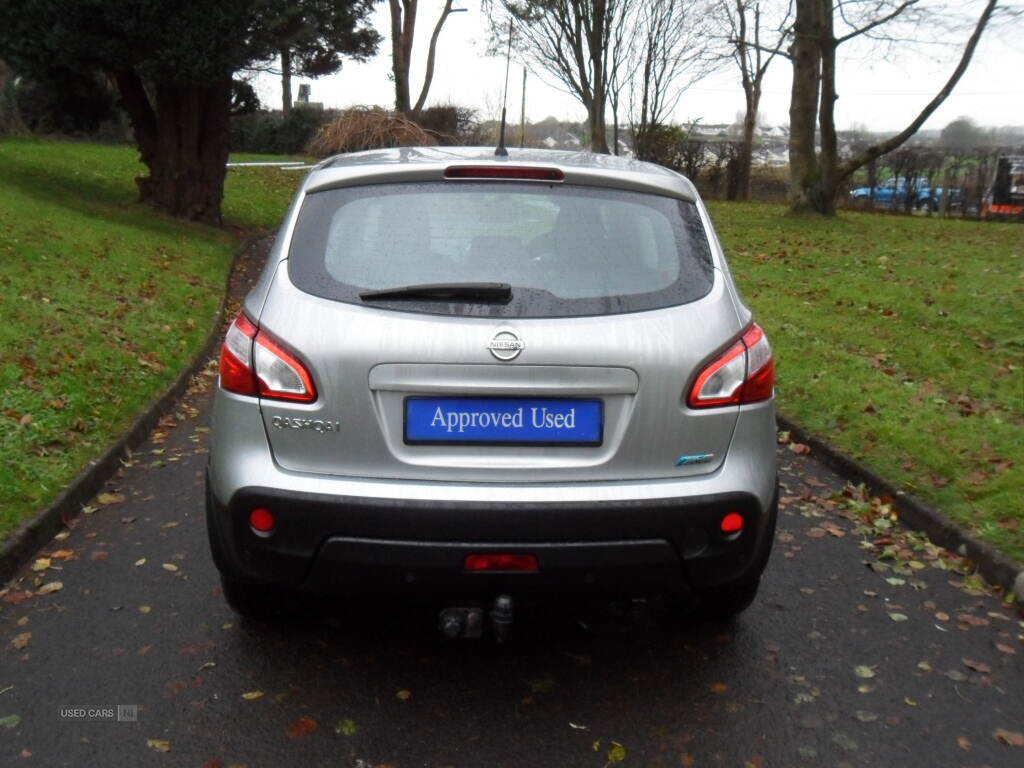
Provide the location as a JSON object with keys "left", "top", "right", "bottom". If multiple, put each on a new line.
{"left": 359, "top": 282, "right": 512, "bottom": 302}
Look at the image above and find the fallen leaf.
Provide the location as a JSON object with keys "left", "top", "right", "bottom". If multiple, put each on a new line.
{"left": 139, "top": 605, "right": 152, "bottom": 614}
{"left": 993, "top": 728, "right": 1024, "bottom": 747}
{"left": 708, "top": 682, "right": 728, "bottom": 694}
{"left": 10, "top": 633, "right": 31, "bottom": 650}
{"left": 963, "top": 658, "right": 992, "bottom": 673}
{"left": 854, "top": 665, "right": 876, "bottom": 679}
{"left": 0, "top": 714, "right": 21, "bottom": 729}
{"left": 889, "top": 613, "right": 908, "bottom": 622}
{"left": 958, "top": 736, "right": 971, "bottom": 750}
{"left": 788, "top": 442, "right": 811, "bottom": 455}
{"left": 30, "top": 558, "right": 50, "bottom": 572}
{"left": 935, "top": 611, "right": 950, "bottom": 621}
{"left": 96, "top": 492, "right": 125, "bottom": 506}
{"left": 146, "top": 738, "right": 171, "bottom": 752}
{"left": 995, "top": 643, "right": 1016, "bottom": 655}
{"left": 569, "top": 722, "right": 589, "bottom": 731}
{"left": 241, "top": 691, "right": 264, "bottom": 701}
{"left": 50, "top": 549, "right": 73, "bottom": 560}
{"left": 335, "top": 718, "right": 358, "bottom": 736}
{"left": 285, "top": 716, "right": 317, "bottom": 739}
{"left": 607, "top": 742, "right": 627, "bottom": 764}
{"left": 161, "top": 563, "right": 179, "bottom": 573}
{"left": 134, "top": 558, "right": 146, "bottom": 567}
{"left": 36, "top": 582, "right": 63, "bottom": 596}
{"left": 396, "top": 689, "right": 413, "bottom": 701}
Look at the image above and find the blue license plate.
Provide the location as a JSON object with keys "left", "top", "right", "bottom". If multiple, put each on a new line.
{"left": 404, "top": 397, "right": 603, "bottom": 445}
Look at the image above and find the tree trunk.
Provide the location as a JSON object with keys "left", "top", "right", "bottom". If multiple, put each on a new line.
{"left": 280, "top": 48, "right": 293, "bottom": 114}
{"left": 737, "top": 90, "right": 758, "bottom": 201}
{"left": 390, "top": 0, "right": 415, "bottom": 116}
{"left": 115, "top": 70, "right": 231, "bottom": 225}
{"left": 411, "top": 0, "right": 456, "bottom": 119}
{"left": 815, "top": 9, "right": 839, "bottom": 215}
{"left": 588, "top": 101, "right": 609, "bottom": 154}
{"left": 787, "top": 0, "right": 825, "bottom": 212}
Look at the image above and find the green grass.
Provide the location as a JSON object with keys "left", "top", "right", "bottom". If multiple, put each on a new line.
{"left": 707, "top": 201, "right": 1023, "bottom": 563}
{"left": 0, "top": 138, "right": 302, "bottom": 541}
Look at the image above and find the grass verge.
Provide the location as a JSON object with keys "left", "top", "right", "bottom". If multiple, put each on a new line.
{"left": 0, "top": 138, "right": 303, "bottom": 541}
{"left": 708, "top": 202, "right": 1023, "bottom": 563}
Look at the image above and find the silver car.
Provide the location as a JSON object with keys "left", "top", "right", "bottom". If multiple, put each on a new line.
{"left": 207, "top": 147, "right": 777, "bottom": 631}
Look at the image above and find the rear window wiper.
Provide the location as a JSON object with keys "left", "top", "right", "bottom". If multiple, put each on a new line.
{"left": 359, "top": 282, "right": 513, "bottom": 303}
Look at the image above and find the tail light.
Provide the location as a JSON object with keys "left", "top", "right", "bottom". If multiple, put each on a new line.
{"left": 218, "top": 312, "right": 316, "bottom": 403}
{"left": 688, "top": 323, "right": 775, "bottom": 408}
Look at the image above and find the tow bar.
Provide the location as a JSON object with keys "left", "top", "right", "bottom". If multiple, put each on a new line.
{"left": 438, "top": 594, "right": 515, "bottom": 642}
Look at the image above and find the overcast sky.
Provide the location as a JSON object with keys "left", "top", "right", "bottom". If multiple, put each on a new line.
{"left": 252, "top": 1, "right": 1024, "bottom": 133}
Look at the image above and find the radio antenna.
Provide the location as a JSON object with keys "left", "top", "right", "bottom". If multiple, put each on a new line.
{"left": 495, "top": 15, "right": 513, "bottom": 157}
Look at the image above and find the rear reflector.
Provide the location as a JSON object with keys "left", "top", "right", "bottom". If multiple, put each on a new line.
{"left": 720, "top": 512, "right": 745, "bottom": 535}
{"left": 444, "top": 165, "right": 564, "bottom": 182}
{"left": 464, "top": 553, "right": 539, "bottom": 572}
{"left": 249, "top": 506, "right": 275, "bottom": 533}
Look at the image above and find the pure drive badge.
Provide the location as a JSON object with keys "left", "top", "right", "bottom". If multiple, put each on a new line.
{"left": 675, "top": 453, "right": 715, "bottom": 467}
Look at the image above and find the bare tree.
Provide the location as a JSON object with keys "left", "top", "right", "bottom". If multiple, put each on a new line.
{"left": 629, "top": 0, "right": 715, "bottom": 162}
{"left": 716, "top": 0, "right": 792, "bottom": 199}
{"left": 389, "top": 0, "right": 464, "bottom": 119}
{"left": 485, "top": 0, "right": 636, "bottom": 153}
{"left": 788, "top": 0, "right": 999, "bottom": 214}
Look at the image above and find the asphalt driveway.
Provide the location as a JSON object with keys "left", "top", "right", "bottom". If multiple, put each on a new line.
{"left": 1, "top": 245, "right": 1021, "bottom": 767}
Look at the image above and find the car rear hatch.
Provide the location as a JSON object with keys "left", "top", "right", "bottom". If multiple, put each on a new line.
{"left": 250, "top": 170, "right": 753, "bottom": 484}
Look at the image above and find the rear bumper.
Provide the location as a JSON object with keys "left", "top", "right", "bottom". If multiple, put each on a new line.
{"left": 207, "top": 474, "right": 778, "bottom": 597}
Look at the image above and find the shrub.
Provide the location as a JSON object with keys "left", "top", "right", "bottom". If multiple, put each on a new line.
{"left": 230, "top": 106, "right": 335, "bottom": 155}
{"left": 415, "top": 103, "right": 480, "bottom": 144}
{"left": 306, "top": 106, "right": 435, "bottom": 156}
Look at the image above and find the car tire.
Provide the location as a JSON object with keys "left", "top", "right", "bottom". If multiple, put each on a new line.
{"left": 220, "top": 576, "right": 300, "bottom": 621}
{"left": 697, "top": 577, "right": 761, "bottom": 621}
{"left": 918, "top": 198, "right": 937, "bottom": 214}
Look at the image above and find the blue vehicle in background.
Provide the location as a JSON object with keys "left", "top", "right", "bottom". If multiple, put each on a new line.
{"left": 849, "top": 177, "right": 961, "bottom": 212}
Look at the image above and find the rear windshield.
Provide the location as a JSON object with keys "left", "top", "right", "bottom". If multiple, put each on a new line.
{"left": 288, "top": 181, "right": 714, "bottom": 318}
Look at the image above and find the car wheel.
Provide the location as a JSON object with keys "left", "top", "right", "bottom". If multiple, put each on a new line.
{"left": 220, "top": 576, "right": 300, "bottom": 621}
{"left": 918, "top": 198, "right": 937, "bottom": 214}
{"left": 697, "top": 577, "right": 761, "bottom": 621}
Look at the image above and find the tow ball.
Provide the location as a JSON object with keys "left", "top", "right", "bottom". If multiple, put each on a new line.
{"left": 438, "top": 594, "right": 515, "bottom": 642}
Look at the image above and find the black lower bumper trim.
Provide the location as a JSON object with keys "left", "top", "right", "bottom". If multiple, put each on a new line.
{"left": 206, "top": 473, "right": 778, "bottom": 595}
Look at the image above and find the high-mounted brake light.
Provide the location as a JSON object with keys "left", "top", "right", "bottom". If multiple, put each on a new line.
{"left": 464, "top": 553, "right": 539, "bottom": 572}
{"left": 218, "top": 312, "right": 316, "bottom": 403}
{"left": 444, "top": 165, "right": 564, "bottom": 182}
{"left": 687, "top": 323, "right": 775, "bottom": 408}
